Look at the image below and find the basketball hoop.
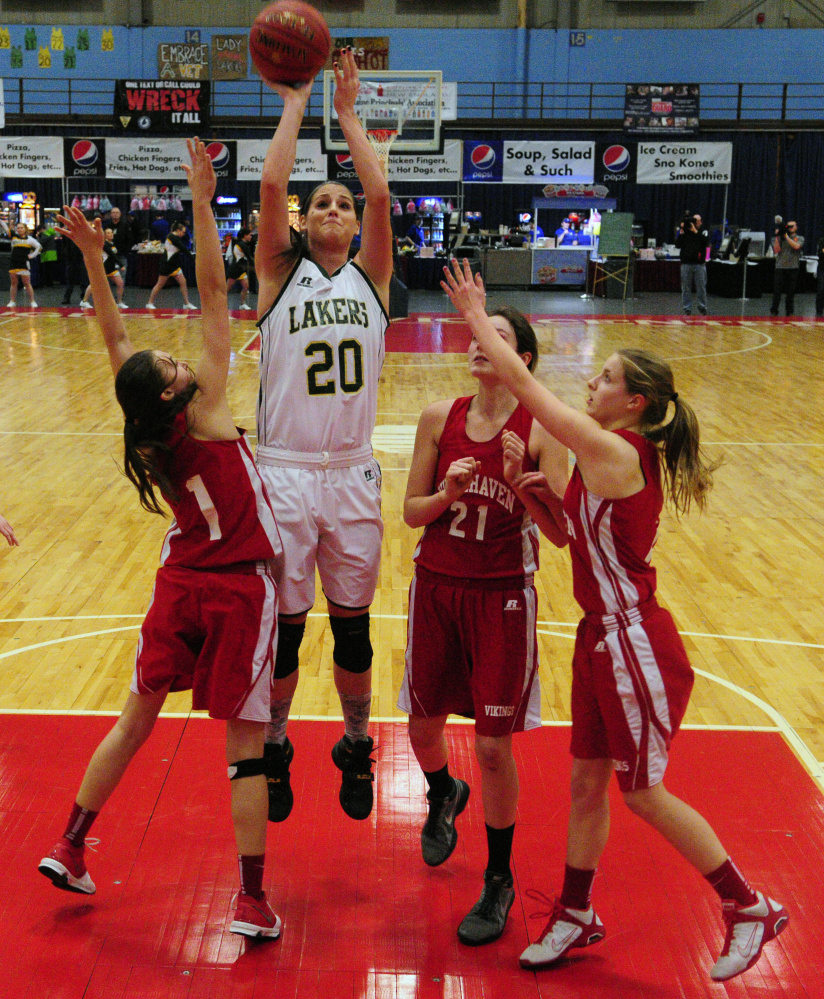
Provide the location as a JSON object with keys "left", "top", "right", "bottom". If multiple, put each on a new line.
{"left": 367, "top": 128, "right": 398, "bottom": 177}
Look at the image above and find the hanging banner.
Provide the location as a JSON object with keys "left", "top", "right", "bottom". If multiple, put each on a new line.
{"left": 594, "top": 142, "right": 636, "bottom": 184}
{"left": 0, "top": 137, "right": 62, "bottom": 176}
{"left": 236, "top": 139, "right": 325, "bottom": 182}
{"left": 636, "top": 141, "right": 732, "bottom": 184}
{"left": 211, "top": 34, "right": 247, "bottom": 81}
{"left": 114, "top": 80, "right": 211, "bottom": 133}
{"left": 388, "top": 139, "right": 461, "bottom": 182}
{"left": 106, "top": 138, "right": 191, "bottom": 179}
{"left": 624, "top": 84, "right": 700, "bottom": 136}
{"left": 503, "top": 141, "right": 594, "bottom": 184}
{"left": 64, "top": 138, "right": 106, "bottom": 178}
{"left": 463, "top": 140, "right": 503, "bottom": 182}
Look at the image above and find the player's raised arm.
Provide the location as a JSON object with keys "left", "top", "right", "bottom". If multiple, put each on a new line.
{"left": 182, "top": 138, "right": 231, "bottom": 417}
{"left": 255, "top": 79, "right": 314, "bottom": 313}
{"left": 334, "top": 48, "right": 393, "bottom": 300}
{"left": 55, "top": 207, "right": 133, "bottom": 376}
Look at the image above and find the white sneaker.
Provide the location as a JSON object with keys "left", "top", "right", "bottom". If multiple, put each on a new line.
{"left": 146, "top": 302, "right": 156, "bottom": 309}
{"left": 29, "top": 301, "right": 38, "bottom": 308}
{"left": 80, "top": 300, "right": 92, "bottom": 309}
{"left": 182, "top": 302, "right": 198, "bottom": 310}
{"left": 239, "top": 303, "right": 253, "bottom": 310}
{"left": 117, "top": 302, "right": 129, "bottom": 309}
{"left": 6, "top": 301, "right": 14, "bottom": 308}
{"left": 711, "top": 891, "right": 788, "bottom": 981}
{"left": 519, "top": 895, "right": 605, "bottom": 970}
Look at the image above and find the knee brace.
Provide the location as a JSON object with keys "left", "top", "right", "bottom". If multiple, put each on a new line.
{"left": 228, "top": 757, "right": 267, "bottom": 780}
{"left": 273, "top": 620, "right": 306, "bottom": 679}
{"left": 329, "top": 612, "right": 372, "bottom": 673}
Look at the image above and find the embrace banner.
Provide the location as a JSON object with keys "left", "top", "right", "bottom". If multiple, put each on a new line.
{"left": 114, "top": 80, "right": 211, "bottom": 133}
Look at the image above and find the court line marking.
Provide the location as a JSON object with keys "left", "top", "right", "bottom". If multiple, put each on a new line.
{"left": 0, "top": 615, "right": 821, "bottom": 787}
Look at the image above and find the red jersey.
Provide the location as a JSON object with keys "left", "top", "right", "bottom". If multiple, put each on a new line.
{"left": 158, "top": 413, "right": 282, "bottom": 570}
{"left": 414, "top": 397, "right": 539, "bottom": 580}
{"left": 563, "top": 429, "right": 661, "bottom": 617}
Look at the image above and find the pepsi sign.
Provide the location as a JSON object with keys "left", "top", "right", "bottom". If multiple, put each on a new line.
{"left": 64, "top": 138, "right": 106, "bottom": 178}
{"left": 595, "top": 142, "right": 635, "bottom": 183}
{"left": 463, "top": 140, "right": 503, "bottom": 183}
{"left": 327, "top": 152, "right": 359, "bottom": 182}
{"left": 204, "top": 140, "right": 236, "bottom": 180}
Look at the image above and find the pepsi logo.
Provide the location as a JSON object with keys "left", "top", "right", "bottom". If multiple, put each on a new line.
{"left": 206, "top": 142, "right": 231, "bottom": 170}
{"left": 72, "top": 140, "right": 98, "bottom": 168}
{"left": 470, "top": 144, "right": 496, "bottom": 170}
{"left": 603, "top": 145, "right": 630, "bottom": 173}
{"left": 336, "top": 153, "right": 354, "bottom": 170}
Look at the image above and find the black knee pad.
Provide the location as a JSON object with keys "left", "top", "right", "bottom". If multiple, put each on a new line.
{"left": 273, "top": 620, "right": 306, "bottom": 679}
{"left": 329, "top": 612, "right": 372, "bottom": 673}
{"left": 228, "top": 757, "right": 267, "bottom": 780}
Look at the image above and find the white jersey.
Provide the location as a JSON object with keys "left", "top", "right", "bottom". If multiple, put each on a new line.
{"left": 257, "top": 256, "right": 388, "bottom": 455}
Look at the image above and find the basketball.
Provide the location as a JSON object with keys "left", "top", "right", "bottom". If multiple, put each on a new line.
{"left": 250, "top": 1, "right": 332, "bottom": 86}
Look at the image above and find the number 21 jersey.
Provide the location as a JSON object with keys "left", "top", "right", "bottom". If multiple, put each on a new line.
{"left": 414, "top": 397, "right": 540, "bottom": 580}
{"left": 256, "top": 257, "right": 388, "bottom": 454}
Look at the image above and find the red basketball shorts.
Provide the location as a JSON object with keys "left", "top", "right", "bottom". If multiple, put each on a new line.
{"left": 131, "top": 563, "right": 278, "bottom": 722}
{"left": 398, "top": 567, "right": 541, "bottom": 737}
{"left": 570, "top": 603, "right": 694, "bottom": 791}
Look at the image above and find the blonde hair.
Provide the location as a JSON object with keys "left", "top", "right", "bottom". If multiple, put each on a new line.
{"left": 617, "top": 349, "right": 720, "bottom": 515}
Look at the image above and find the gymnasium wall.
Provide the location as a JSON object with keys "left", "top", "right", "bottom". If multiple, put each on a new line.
{"left": 4, "top": 0, "right": 824, "bottom": 30}
{"left": 0, "top": 23, "right": 822, "bottom": 85}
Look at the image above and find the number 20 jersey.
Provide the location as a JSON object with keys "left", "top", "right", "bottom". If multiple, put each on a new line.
{"left": 256, "top": 257, "right": 388, "bottom": 453}
{"left": 414, "top": 397, "right": 540, "bottom": 580}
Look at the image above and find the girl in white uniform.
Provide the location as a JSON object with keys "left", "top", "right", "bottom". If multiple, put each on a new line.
{"left": 254, "top": 48, "right": 393, "bottom": 823}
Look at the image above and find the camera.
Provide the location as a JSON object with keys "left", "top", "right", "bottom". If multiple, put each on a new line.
{"left": 680, "top": 212, "right": 696, "bottom": 232}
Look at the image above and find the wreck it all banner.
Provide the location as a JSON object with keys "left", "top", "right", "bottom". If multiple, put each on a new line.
{"left": 114, "top": 80, "right": 210, "bottom": 133}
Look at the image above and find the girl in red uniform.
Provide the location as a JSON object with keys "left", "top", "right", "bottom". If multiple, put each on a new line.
{"left": 441, "top": 258, "right": 787, "bottom": 982}
{"left": 38, "top": 140, "right": 284, "bottom": 941}
{"left": 400, "top": 306, "right": 568, "bottom": 946}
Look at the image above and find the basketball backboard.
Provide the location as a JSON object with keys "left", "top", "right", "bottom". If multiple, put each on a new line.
{"left": 322, "top": 69, "right": 443, "bottom": 157}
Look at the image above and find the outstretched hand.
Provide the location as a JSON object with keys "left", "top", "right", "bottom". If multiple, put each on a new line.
{"left": 54, "top": 206, "right": 104, "bottom": 256}
{"left": 182, "top": 137, "right": 216, "bottom": 203}
{"left": 441, "top": 257, "right": 487, "bottom": 317}
{"left": 0, "top": 513, "right": 19, "bottom": 546}
{"left": 332, "top": 46, "right": 361, "bottom": 117}
{"left": 264, "top": 76, "right": 314, "bottom": 107}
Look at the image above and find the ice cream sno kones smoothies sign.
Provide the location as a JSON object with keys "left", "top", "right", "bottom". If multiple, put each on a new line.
{"left": 636, "top": 142, "right": 733, "bottom": 184}
{"left": 503, "top": 142, "right": 594, "bottom": 184}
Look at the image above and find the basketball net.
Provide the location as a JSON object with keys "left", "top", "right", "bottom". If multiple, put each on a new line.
{"left": 367, "top": 129, "right": 398, "bottom": 178}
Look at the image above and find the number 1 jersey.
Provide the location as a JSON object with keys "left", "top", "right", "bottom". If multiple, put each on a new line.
{"left": 414, "top": 397, "right": 540, "bottom": 580}
{"left": 256, "top": 257, "right": 388, "bottom": 454}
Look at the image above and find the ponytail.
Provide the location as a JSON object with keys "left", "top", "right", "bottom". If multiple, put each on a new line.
{"left": 115, "top": 350, "right": 198, "bottom": 515}
{"left": 617, "top": 349, "right": 720, "bottom": 516}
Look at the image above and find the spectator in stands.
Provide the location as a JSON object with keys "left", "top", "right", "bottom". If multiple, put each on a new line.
{"left": 403, "top": 215, "right": 427, "bottom": 249}
{"left": 150, "top": 212, "right": 170, "bottom": 243}
{"left": 770, "top": 221, "right": 804, "bottom": 317}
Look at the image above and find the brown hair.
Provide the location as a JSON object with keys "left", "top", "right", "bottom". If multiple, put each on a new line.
{"left": 617, "top": 348, "right": 719, "bottom": 515}
{"left": 488, "top": 305, "right": 539, "bottom": 372}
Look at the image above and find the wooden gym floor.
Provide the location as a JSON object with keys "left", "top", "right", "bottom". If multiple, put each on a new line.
{"left": 0, "top": 304, "right": 822, "bottom": 997}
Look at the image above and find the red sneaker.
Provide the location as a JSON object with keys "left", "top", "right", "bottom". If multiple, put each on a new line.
{"left": 710, "top": 891, "right": 788, "bottom": 981}
{"left": 38, "top": 838, "right": 96, "bottom": 895}
{"left": 230, "top": 891, "right": 281, "bottom": 939}
{"left": 519, "top": 893, "right": 605, "bottom": 969}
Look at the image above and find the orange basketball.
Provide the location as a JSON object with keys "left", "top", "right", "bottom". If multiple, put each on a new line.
{"left": 250, "top": 1, "right": 332, "bottom": 86}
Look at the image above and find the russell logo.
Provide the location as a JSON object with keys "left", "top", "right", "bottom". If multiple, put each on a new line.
{"left": 205, "top": 142, "right": 231, "bottom": 170}
{"left": 603, "top": 145, "right": 630, "bottom": 173}
{"left": 470, "top": 144, "right": 496, "bottom": 170}
{"left": 71, "top": 140, "right": 98, "bottom": 168}
{"left": 335, "top": 152, "right": 354, "bottom": 170}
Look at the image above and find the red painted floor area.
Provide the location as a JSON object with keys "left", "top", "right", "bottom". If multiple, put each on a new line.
{"left": 6, "top": 717, "right": 822, "bottom": 998}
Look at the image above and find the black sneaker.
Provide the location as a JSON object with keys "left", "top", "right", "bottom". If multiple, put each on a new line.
{"left": 331, "top": 735, "right": 375, "bottom": 820}
{"left": 458, "top": 871, "right": 515, "bottom": 946}
{"left": 263, "top": 737, "right": 294, "bottom": 822}
{"left": 421, "top": 777, "right": 470, "bottom": 866}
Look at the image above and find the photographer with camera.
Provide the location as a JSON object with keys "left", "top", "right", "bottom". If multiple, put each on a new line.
{"left": 770, "top": 219, "right": 804, "bottom": 317}
{"left": 675, "top": 211, "right": 709, "bottom": 316}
